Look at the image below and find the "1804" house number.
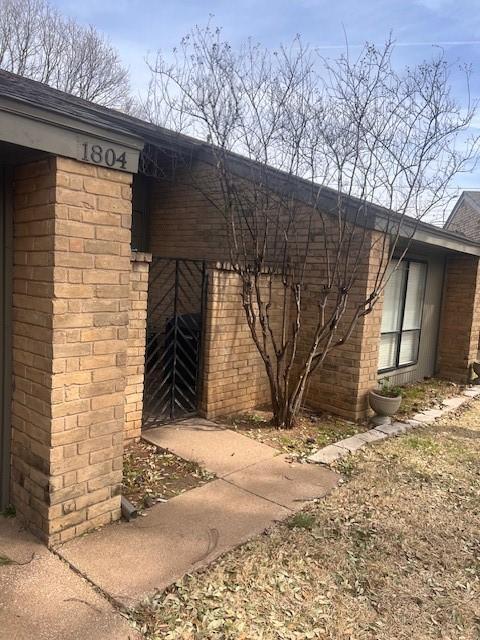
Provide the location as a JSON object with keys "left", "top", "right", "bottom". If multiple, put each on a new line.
{"left": 81, "top": 142, "right": 128, "bottom": 170}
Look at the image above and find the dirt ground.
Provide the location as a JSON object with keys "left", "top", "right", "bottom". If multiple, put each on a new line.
{"left": 226, "top": 410, "right": 368, "bottom": 459}
{"left": 396, "top": 378, "right": 463, "bottom": 417}
{"left": 131, "top": 397, "right": 480, "bottom": 640}
{"left": 225, "top": 379, "right": 463, "bottom": 459}
{"left": 122, "top": 441, "right": 215, "bottom": 511}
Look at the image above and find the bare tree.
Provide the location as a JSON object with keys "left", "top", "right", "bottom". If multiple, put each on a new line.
{"left": 145, "top": 26, "right": 478, "bottom": 427}
{"left": 0, "top": 0, "right": 131, "bottom": 108}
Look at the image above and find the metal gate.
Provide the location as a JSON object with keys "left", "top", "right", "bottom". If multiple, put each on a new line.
{"left": 143, "top": 257, "right": 207, "bottom": 428}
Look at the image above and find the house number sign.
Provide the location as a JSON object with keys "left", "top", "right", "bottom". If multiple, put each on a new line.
{"left": 76, "top": 136, "right": 137, "bottom": 173}
{"left": 81, "top": 142, "right": 127, "bottom": 169}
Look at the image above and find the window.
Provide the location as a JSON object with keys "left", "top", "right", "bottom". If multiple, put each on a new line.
{"left": 131, "top": 174, "right": 150, "bottom": 252}
{"left": 378, "top": 260, "right": 427, "bottom": 372}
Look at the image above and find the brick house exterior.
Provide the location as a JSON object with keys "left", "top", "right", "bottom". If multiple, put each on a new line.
{"left": 1, "top": 70, "right": 480, "bottom": 544}
{"left": 146, "top": 166, "right": 387, "bottom": 422}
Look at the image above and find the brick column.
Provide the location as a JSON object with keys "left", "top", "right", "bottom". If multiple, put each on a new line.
{"left": 124, "top": 251, "right": 151, "bottom": 442}
{"left": 305, "top": 230, "right": 387, "bottom": 421}
{"left": 11, "top": 156, "right": 133, "bottom": 544}
{"left": 350, "top": 233, "right": 386, "bottom": 418}
{"left": 437, "top": 254, "right": 480, "bottom": 383}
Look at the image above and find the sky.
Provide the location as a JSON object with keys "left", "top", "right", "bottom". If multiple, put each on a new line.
{"left": 52, "top": 0, "right": 480, "bottom": 213}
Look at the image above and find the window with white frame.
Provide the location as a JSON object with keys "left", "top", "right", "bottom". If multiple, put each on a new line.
{"left": 378, "top": 259, "right": 427, "bottom": 372}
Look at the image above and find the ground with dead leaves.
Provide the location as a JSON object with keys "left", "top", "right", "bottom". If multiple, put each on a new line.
{"left": 130, "top": 398, "right": 480, "bottom": 639}
{"left": 226, "top": 410, "right": 368, "bottom": 459}
{"left": 396, "top": 378, "right": 463, "bottom": 417}
{"left": 122, "top": 441, "right": 215, "bottom": 511}
{"left": 226, "top": 379, "right": 463, "bottom": 461}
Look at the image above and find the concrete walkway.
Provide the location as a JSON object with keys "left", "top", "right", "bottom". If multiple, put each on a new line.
{"left": 142, "top": 418, "right": 279, "bottom": 476}
{"left": 57, "top": 419, "right": 339, "bottom": 608}
{"left": 0, "top": 517, "right": 140, "bottom": 640}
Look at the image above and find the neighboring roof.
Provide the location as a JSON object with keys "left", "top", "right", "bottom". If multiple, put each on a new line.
{"left": 1, "top": 69, "right": 480, "bottom": 256}
{"left": 465, "top": 191, "right": 480, "bottom": 207}
{"left": 444, "top": 190, "right": 480, "bottom": 231}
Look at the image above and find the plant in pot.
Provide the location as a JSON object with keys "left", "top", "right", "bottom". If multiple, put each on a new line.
{"left": 369, "top": 377, "right": 403, "bottom": 426}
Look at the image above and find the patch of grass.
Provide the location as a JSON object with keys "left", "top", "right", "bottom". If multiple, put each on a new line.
{"left": 401, "top": 466, "right": 435, "bottom": 485}
{"left": 287, "top": 512, "right": 316, "bottom": 530}
{"left": 229, "top": 411, "right": 270, "bottom": 427}
{"left": 246, "top": 412, "right": 269, "bottom": 425}
{"left": 404, "top": 434, "right": 441, "bottom": 454}
{"left": 131, "top": 398, "right": 480, "bottom": 640}
{"left": 333, "top": 455, "right": 359, "bottom": 478}
{"left": 399, "top": 429, "right": 475, "bottom": 468}
{"left": 1, "top": 504, "right": 15, "bottom": 518}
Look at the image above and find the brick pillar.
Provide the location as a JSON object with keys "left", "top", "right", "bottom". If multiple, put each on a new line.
{"left": 305, "top": 230, "right": 387, "bottom": 421}
{"left": 11, "top": 159, "right": 56, "bottom": 539}
{"left": 124, "top": 251, "right": 151, "bottom": 442}
{"left": 11, "top": 156, "right": 133, "bottom": 544}
{"left": 351, "top": 232, "right": 387, "bottom": 418}
{"left": 437, "top": 254, "right": 480, "bottom": 383}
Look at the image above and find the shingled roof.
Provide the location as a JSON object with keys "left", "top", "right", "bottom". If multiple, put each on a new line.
{"left": 0, "top": 69, "right": 201, "bottom": 152}
{"left": 1, "top": 68, "right": 479, "bottom": 254}
{"left": 463, "top": 191, "right": 480, "bottom": 209}
{"left": 444, "top": 191, "right": 480, "bottom": 242}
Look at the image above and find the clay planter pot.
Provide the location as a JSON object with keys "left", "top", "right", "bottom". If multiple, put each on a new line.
{"left": 368, "top": 389, "right": 402, "bottom": 417}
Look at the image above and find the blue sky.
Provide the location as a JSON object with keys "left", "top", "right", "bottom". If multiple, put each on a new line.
{"left": 53, "top": 0, "right": 480, "bottom": 205}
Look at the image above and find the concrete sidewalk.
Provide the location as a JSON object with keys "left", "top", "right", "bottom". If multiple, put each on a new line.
{"left": 142, "top": 418, "right": 279, "bottom": 476}
{"left": 0, "top": 517, "right": 140, "bottom": 640}
{"left": 58, "top": 420, "right": 339, "bottom": 608}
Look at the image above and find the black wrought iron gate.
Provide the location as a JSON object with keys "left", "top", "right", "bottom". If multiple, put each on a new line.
{"left": 143, "top": 257, "right": 207, "bottom": 428}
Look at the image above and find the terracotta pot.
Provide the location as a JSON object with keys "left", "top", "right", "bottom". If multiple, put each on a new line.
{"left": 368, "top": 389, "right": 402, "bottom": 417}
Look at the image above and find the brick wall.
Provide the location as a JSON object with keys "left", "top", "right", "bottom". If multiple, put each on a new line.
{"left": 148, "top": 166, "right": 386, "bottom": 421}
{"left": 125, "top": 251, "right": 151, "bottom": 442}
{"left": 303, "top": 230, "right": 387, "bottom": 420}
{"left": 437, "top": 254, "right": 480, "bottom": 383}
{"left": 201, "top": 265, "right": 286, "bottom": 418}
{"left": 11, "top": 156, "right": 133, "bottom": 544}
{"left": 148, "top": 169, "right": 227, "bottom": 261}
